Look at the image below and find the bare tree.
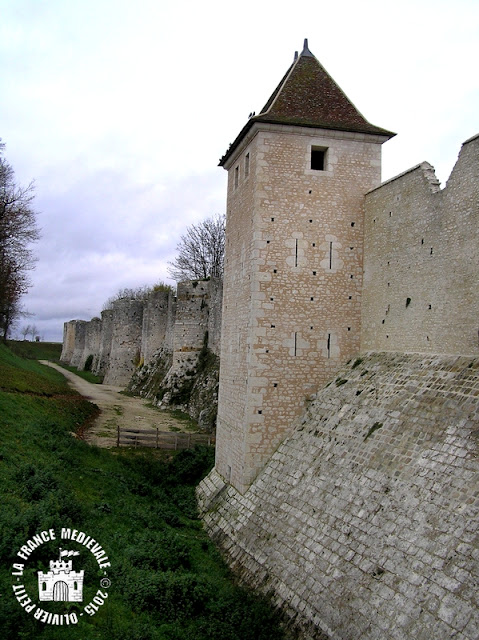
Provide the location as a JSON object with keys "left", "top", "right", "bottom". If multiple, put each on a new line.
{"left": 28, "top": 324, "right": 38, "bottom": 341}
{"left": 0, "top": 140, "right": 40, "bottom": 340}
{"left": 168, "top": 213, "right": 225, "bottom": 282}
{"left": 20, "top": 324, "right": 31, "bottom": 340}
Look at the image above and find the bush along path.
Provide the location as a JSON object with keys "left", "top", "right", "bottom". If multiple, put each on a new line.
{"left": 0, "top": 344, "right": 287, "bottom": 640}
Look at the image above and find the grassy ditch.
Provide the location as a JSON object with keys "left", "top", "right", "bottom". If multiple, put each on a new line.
{"left": 0, "top": 344, "right": 285, "bottom": 639}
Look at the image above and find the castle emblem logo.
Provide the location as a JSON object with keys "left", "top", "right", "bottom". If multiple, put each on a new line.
{"left": 11, "top": 527, "right": 112, "bottom": 626}
{"left": 37, "top": 549, "right": 84, "bottom": 602}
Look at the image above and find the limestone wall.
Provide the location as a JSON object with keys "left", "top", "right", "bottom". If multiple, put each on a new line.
{"left": 81, "top": 317, "right": 102, "bottom": 371}
{"left": 60, "top": 320, "right": 76, "bottom": 363}
{"left": 217, "top": 123, "right": 388, "bottom": 493}
{"left": 361, "top": 134, "right": 479, "bottom": 356}
{"left": 207, "top": 278, "right": 223, "bottom": 356}
{"left": 103, "top": 299, "right": 144, "bottom": 386}
{"left": 141, "top": 290, "right": 176, "bottom": 364}
{"left": 61, "top": 280, "right": 223, "bottom": 392}
{"left": 68, "top": 320, "right": 87, "bottom": 369}
{"left": 94, "top": 309, "right": 113, "bottom": 377}
{"left": 170, "top": 281, "right": 211, "bottom": 372}
{"left": 198, "top": 352, "right": 479, "bottom": 640}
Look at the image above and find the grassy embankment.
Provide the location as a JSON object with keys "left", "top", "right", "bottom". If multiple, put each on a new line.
{"left": 0, "top": 343, "right": 285, "bottom": 640}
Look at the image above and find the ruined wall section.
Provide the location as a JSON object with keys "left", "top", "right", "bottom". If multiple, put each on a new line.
{"left": 68, "top": 320, "right": 87, "bottom": 369}
{"left": 103, "top": 299, "right": 144, "bottom": 386}
{"left": 171, "top": 281, "right": 210, "bottom": 368}
{"left": 60, "top": 320, "right": 77, "bottom": 363}
{"left": 80, "top": 317, "right": 102, "bottom": 371}
{"left": 93, "top": 309, "right": 113, "bottom": 377}
{"left": 141, "top": 290, "right": 176, "bottom": 364}
{"left": 61, "top": 280, "right": 223, "bottom": 392}
{"left": 198, "top": 352, "right": 479, "bottom": 640}
{"left": 361, "top": 134, "right": 479, "bottom": 356}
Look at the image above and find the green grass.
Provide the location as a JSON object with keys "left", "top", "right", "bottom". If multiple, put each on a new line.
{"left": 0, "top": 344, "right": 286, "bottom": 639}
{"left": 54, "top": 362, "right": 104, "bottom": 384}
{"left": 7, "top": 340, "right": 62, "bottom": 362}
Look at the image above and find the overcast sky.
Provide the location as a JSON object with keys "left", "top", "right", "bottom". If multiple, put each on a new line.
{"left": 1, "top": 0, "right": 477, "bottom": 342}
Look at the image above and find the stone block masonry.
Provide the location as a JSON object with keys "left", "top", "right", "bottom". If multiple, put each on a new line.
{"left": 216, "top": 123, "right": 389, "bottom": 493}
{"left": 198, "top": 352, "right": 479, "bottom": 640}
{"left": 362, "top": 134, "right": 479, "bottom": 356}
{"left": 103, "top": 298, "right": 144, "bottom": 386}
{"left": 61, "top": 279, "right": 223, "bottom": 394}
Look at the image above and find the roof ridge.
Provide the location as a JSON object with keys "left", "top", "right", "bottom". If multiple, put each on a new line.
{"left": 219, "top": 41, "right": 395, "bottom": 167}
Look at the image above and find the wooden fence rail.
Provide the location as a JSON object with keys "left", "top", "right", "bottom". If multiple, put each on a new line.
{"left": 116, "top": 426, "right": 215, "bottom": 450}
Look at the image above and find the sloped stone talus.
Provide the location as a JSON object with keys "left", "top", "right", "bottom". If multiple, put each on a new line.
{"left": 103, "top": 299, "right": 144, "bottom": 386}
{"left": 198, "top": 352, "right": 479, "bottom": 640}
{"left": 362, "top": 134, "right": 479, "bottom": 356}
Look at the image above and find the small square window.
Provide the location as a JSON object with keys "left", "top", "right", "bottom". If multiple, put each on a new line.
{"left": 311, "top": 147, "right": 327, "bottom": 171}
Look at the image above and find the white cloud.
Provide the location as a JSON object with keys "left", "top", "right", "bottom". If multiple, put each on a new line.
{"left": 1, "top": 0, "right": 477, "bottom": 341}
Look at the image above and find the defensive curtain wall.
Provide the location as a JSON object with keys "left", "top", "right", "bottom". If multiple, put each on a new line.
{"left": 361, "top": 134, "right": 479, "bottom": 356}
{"left": 197, "top": 41, "right": 478, "bottom": 640}
{"left": 60, "top": 135, "right": 479, "bottom": 638}
{"left": 60, "top": 279, "right": 223, "bottom": 407}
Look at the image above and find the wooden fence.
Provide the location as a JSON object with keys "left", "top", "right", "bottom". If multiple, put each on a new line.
{"left": 116, "top": 426, "right": 215, "bottom": 450}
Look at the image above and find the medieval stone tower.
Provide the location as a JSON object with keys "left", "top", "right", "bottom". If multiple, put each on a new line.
{"left": 215, "top": 40, "right": 395, "bottom": 493}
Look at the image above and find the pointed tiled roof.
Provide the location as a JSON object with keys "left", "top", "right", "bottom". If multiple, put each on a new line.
{"left": 220, "top": 40, "right": 395, "bottom": 166}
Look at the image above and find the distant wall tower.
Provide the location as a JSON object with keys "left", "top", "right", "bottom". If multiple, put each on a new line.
{"left": 216, "top": 40, "right": 394, "bottom": 493}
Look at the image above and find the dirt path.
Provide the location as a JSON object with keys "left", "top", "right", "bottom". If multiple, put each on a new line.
{"left": 40, "top": 361, "right": 190, "bottom": 448}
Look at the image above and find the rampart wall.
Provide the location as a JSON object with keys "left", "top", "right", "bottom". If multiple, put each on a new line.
{"left": 68, "top": 320, "right": 87, "bottom": 369}
{"left": 361, "top": 134, "right": 479, "bottom": 356}
{"left": 103, "top": 299, "right": 144, "bottom": 386}
{"left": 60, "top": 279, "right": 223, "bottom": 390}
{"left": 198, "top": 352, "right": 479, "bottom": 640}
{"left": 94, "top": 309, "right": 113, "bottom": 376}
{"left": 141, "top": 290, "right": 176, "bottom": 364}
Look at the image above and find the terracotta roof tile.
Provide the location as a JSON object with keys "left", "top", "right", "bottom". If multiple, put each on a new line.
{"left": 220, "top": 41, "right": 395, "bottom": 166}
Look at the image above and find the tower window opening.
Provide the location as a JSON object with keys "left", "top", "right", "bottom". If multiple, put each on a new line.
{"left": 294, "top": 332, "right": 298, "bottom": 356}
{"left": 245, "top": 153, "right": 250, "bottom": 177}
{"left": 234, "top": 166, "right": 239, "bottom": 189}
{"left": 329, "top": 242, "right": 333, "bottom": 269}
{"left": 295, "top": 239, "right": 298, "bottom": 267}
{"left": 327, "top": 333, "right": 331, "bottom": 359}
{"left": 311, "top": 147, "right": 327, "bottom": 171}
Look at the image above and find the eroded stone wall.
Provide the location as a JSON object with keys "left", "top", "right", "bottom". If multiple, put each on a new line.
{"left": 141, "top": 290, "right": 176, "bottom": 364}
{"left": 68, "top": 320, "right": 87, "bottom": 369}
{"left": 198, "top": 352, "right": 479, "bottom": 640}
{"left": 60, "top": 320, "right": 77, "bottom": 363}
{"left": 61, "top": 280, "right": 223, "bottom": 395}
{"left": 94, "top": 309, "right": 113, "bottom": 376}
